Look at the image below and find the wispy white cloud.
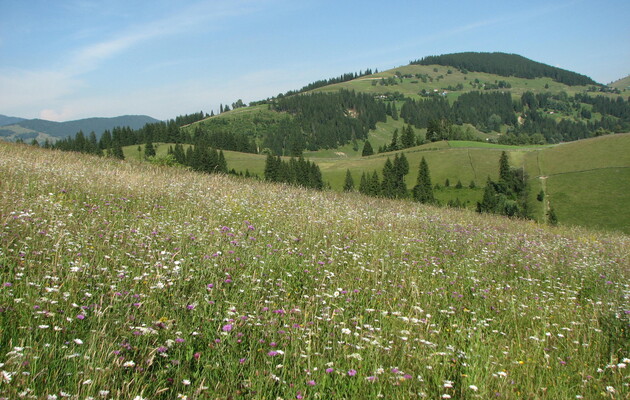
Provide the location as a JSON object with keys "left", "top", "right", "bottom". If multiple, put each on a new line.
{"left": 39, "top": 107, "right": 76, "bottom": 121}
{"left": 0, "top": 0, "right": 267, "bottom": 120}
{"left": 65, "top": 0, "right": 262, "bottom": 75}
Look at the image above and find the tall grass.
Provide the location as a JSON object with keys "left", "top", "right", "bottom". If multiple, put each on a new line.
{"left": 1, "top": 142, "right": 628, "bottom": 399}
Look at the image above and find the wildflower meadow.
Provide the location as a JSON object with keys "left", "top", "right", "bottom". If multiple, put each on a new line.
{"left": 0, "top": 142, "right": 628, "bottom": 399}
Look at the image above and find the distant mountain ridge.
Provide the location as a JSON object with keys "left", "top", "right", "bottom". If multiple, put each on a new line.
{"left": 0, "top": 114, "right": 159, "bottom": 143}
{"left": 0, "top": 114, "right": 26, "bottom": 126}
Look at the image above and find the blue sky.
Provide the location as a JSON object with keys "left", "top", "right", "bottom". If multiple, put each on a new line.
{"left": 1, "top": 0, "right": 628, "bottom": 121}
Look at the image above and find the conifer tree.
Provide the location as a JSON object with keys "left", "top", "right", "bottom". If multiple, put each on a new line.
{"left": 144, "top": 139, "right": 156, "bottom": 158}
{"left": 402, "top": 125, "right": 416, "bottom": 148}
{"left": 362, "top": 140, "right": 374, "bottom": 156}
{"left": 359, "top": 172, "right": 368, "bottom": 194}
{"left": 343, "top": 169, "right": 355, "bottom": 192}
{"left": 100, "top": 130, "right": 112, "bottom": 150}
{"left": 264, "top": 154, "right": 278, "bottom": 181}
{"left": 391, "top": 102, "right": 399, "bottom": 120}
{"left": 111, "top": 141, "right": 125, "bottom": 160}
{"left": 369, "top": 171, "right": 381, "bottom": 196}
{"left": 172, "top": 143, "right": 186, "bottom": 164}
{"left": 393, "top": 153, "right": 409, "bottom": 198}
{"left": 381, "top": 158, "right": 396, "bottom": 197}
{"left": 499, "top": 151, "right": 511, "bottom": 183}
{"left": 218, "top": 150, "right": 228, "bottom": 173}
{"left": 308, "top": 161, "right": 324, "bottom": 190}
{"left": 547, "top": 206, "right": 558, "bottom": 226}
{"left": 413, "top": 157, "right": 435, "bottom": 204}
{"left": 390, "top": 129, "right": 400, "bottom": 151}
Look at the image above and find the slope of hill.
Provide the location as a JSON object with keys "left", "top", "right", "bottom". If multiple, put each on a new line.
{"left": 411, "top": 52, "right": 599, "bottom": 86}
{"left": 122, "top": 133, "right": 630, "bottom": 234}
{"left": 524, "top": 133, "right": 630, "bottom": 233}
{"left": 0, "top": 141, "right": 627, "bottom": 399}
{"left": 184, "top": 53, "right": 627, "bottom": 159}
{"left": 0, "top": 114, "right": 159, "bottom": 143}
{"left": 609, "top": 75, "right": 630, "bottom": 90}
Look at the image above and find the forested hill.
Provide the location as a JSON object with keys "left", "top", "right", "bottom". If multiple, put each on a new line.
{"left": 411, "top": 52, "right": 598, "bottom": 86}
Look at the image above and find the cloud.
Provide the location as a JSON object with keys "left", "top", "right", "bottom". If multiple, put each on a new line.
{"left": 1, "top": 0, "right": 266, "bottom": 120}
{"left": 65, "top": 0, "right": 262, "bottom": 76}
{"left": 39, "top": 107, "right": 75, "bottom": 122}
{"left": 0, "top": 68, "right": 84, "bottom": 119}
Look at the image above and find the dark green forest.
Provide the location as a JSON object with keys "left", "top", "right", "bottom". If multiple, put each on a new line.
{"left": 263, "top": 154, "right": 324, "bottom": 190}
{"left": 270, "top": 89, "right": 387, "bottom": 152}
{"left": 411, "top": 52, "right": 598, "bottom": 86}
{"left": 401, "top": 91, "right": 630, "bottom": 144}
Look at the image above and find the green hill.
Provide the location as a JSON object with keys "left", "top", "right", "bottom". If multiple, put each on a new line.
{"left": 185, "top": 53, "right": 627, "bottom": 156}
{"left": 411, "top": 52, "right": 598, "bottom": 86}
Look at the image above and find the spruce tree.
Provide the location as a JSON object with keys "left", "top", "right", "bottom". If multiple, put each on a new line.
{"left": 144, "top": 139, "right": 156, "bottom": 158}
{"left": 359, "top": 172, "right": 368, "bottom": 194}
{"left": 413, "top": 157, "right": 435, "bottom": 204}
{"left": 547, "top": 206, "right": 558, "bottom": 226}
{"left": 111, "top": 141, "right": 125, "bottom": 160}
{"left": 381, "top": 158, "right": 396, "bottom": 197}
{"left": 390, "top": 129, "right": 399, "bottom": 151}
{"left": 218, "top": 150, "right": 228, "bottom": 173}
{"left": 393, "top": 153, "right": 409, "bottom": 198}
{"left": 264, "top": 154, "right": 278, "bottom": 182}
{"left": 499, "top": 151, "right": 511, "bottom": 183}
{"left": 369, "top": 171, "right": 380, "bottom": 196}
{"left": 362, "top": 140, "right": 374, "bottom": 156}
{"left": 343, "top": 169, "right": 355, "bottom": 192}
{"left": 402, "top": 125, "right": 416, "bottom": 148}
{"left": 477, "top": 178, "right": 498, "bottom": 213}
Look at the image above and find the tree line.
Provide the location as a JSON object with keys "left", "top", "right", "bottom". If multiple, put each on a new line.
{"left": 476, "top": 151, "right": 529, "bottom": 218}
{"left": 263, "top": 154, "right": 324, "bottom": 190}
{"left": 398, "top": 91, "right": 629, "bottom": 144}
{"left": 347, "top": 153, "right": 437, "bottom": 205}
{"left": 270, "top": 89, "right": 387, "bottom": 152}
{"left": 272, "top": 68, "right": 378, "bottom": 99}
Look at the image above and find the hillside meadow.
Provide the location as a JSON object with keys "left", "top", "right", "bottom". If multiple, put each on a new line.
{"left": 312, "top": 64, "right": 600, "bottom": 101}
{"left": 1, "top": 141, "right": 628, "bottom": 399}
{"left": 123, "top": 132, "right": 630, "bottom": 235}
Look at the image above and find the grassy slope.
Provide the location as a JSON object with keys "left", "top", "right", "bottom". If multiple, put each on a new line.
{"left": 0, "top": 124, "right": 58, "bottom": 144}
{"left": 526, "top": 134, "right": 630, "bottom": 232}
{"left": 1, "top": 142, "right": 628, "bottom": 399}
{"left": 609, "top": 75, "right": 630, "bottom": 90}
{"left": 312, "top": 64, "right": 597, "bottom": 100}
{"left": 124, "top": 134, "right": 630, "bottom": 233}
